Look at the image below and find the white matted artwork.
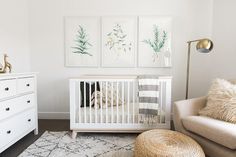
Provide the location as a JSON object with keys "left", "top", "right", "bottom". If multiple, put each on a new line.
{"left": 102, "top": 16, "right": 137, "bottom": 67}
{"left": 65, "top": 17, "right": 100, "bottom": 67}
{"left": 138, "top": 16, "right": 172, "bottom": 67}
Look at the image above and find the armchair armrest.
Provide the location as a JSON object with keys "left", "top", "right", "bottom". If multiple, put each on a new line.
{"left": 173, "top": 97, "right": 207, "bottom": 132}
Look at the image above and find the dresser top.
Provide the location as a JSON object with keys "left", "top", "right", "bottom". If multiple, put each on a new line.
{"left": 0, "top": 72, "right": 37, "bottom": 79}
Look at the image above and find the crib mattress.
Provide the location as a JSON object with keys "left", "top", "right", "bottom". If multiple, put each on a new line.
{"left": 76, "top": 104, "right": 165, "bottom": 123}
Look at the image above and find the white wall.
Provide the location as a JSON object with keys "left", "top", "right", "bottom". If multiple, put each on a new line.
{"left": 210, "top": 0, "right": 236, "bottom": 79}
{"left": 0, "top": 0, "right": 30, "bottom": 72}
{"left": 188, "top": 0, "right": 236, "bottom": 98}
{"left": 28, "top": 0, "right": 213, "bottom": 119}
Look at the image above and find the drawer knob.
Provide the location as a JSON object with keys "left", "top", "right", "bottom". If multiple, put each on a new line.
{"left": 5, "top": 87, "right": 9, "bottom": 91}
{"left": 26, "top": 84, "right": 30, "bottom": 87}
{"left": 5, "top": 107, "right": 10, "bottom": 111}
{"left": 27, "top": 100, "right": 31, "bottom": 103}
{"left": 7, "top": 130, "right": 11, "bottom": 134}
{"left": 28, "top": 119, "right": 31, "bottom": 122}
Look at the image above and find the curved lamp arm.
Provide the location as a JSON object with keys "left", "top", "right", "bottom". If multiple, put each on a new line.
{"left": 185, "top": 38, "right": 213, "bottom": 99}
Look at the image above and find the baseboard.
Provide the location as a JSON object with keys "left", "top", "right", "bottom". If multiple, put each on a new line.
{"left": 38, "top": 112, "right": 70, "bottom": 119}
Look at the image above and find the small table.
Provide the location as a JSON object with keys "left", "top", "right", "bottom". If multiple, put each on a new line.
{"left": 134, "top": 129, "right": 205, "bottom": 157}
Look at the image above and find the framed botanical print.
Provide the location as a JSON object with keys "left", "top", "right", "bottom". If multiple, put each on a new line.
{"left": 65, "top": 16, "right": 100, "bottom": 67}
{"left": 138, "top": 16, "right": 172, "bottom": 67}
{"left": 101, "top": 16, "right": 137, "bottom": 67}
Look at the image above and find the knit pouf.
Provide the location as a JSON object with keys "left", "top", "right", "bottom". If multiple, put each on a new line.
{"left": 134, "top": 129, "right": 205, "bottom": 157}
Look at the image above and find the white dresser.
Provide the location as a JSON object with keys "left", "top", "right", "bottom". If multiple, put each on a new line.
{"left": 0, "top": 73, "right": 38, "bottom": 153}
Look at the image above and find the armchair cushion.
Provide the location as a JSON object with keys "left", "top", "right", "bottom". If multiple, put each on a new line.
{"left": 182, "top": 116, "right": 236, "bottom": 150}
{"left": 199, "top": 78, "right": 236, "bottom": 124}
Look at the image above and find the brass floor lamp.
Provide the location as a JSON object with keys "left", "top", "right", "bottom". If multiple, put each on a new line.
{"left": 186, "top": 38, "right": 213, "bottom": 99}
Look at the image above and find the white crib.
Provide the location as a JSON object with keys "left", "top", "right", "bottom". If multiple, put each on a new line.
{"left": 69, "top": 75, "right": 171, "bottom": 138}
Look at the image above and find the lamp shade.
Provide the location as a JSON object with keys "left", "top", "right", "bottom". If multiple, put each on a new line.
{"left": 196, "top": 39, "right": 213, "bottom": 53}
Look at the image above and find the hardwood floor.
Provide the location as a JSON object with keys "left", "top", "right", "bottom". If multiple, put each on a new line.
{"left": 0, "top": 119, "right": 70, "bottom": 157}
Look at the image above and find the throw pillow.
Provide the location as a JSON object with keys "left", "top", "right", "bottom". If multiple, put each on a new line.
{"left": 80, "top": 82, "right": 100, "bottom": 107}
{"left": 199, "top": 78, "right": 236, "bottom": 123}
{"left": 90, "top": 82, "right": 124, "bottom": 108}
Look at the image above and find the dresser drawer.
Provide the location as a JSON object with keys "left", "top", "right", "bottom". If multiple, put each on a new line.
{"left": 0, "top": 94, "right": 35, "bottom": 120}
{"left": 0, "top": 109, "right": 36, "bottom": 149}
{"left": 0, "top": 79, "right": 17, "bottom": 100}
{"left": 17, "top": 77, "right": 35, "bottom": 94}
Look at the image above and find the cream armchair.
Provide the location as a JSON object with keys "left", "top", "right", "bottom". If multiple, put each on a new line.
{"left": 173, "top": 97, "right": 236, "bottom": 157}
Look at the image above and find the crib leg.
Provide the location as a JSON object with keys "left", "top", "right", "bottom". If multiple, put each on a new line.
{"left": 71, "top": 131, "right": 77, "bottom": 139}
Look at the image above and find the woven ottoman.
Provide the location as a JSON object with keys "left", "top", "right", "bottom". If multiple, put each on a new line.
{"left": 134, "top": 129, "right": 205, "bottom": 157}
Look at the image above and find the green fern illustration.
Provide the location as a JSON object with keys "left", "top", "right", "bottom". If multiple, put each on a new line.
{"left": 72, "top": 25, "right": 93, "bottom": 56}
{"left": 143, "top": 25, "right": 168, "bottom": 53}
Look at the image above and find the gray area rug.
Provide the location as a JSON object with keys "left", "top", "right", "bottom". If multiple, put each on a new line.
{"left": 19, "top": 131, "right": 137, "bottom": 157}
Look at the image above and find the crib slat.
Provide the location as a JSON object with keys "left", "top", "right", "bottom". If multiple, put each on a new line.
{"left": 89, "top": 82, "right": 92, "bottom": 123}
{"left": 84, "top": 82, "right": 86, "bottom": 123}
{"left": 133, "top": 81, "right": 135, "bottom": 123}
{"left": 127, "top": 82, "right": 130, "bottom": 123}
{"left": 159, "top": 81, "right": 162, "bottom": 124}
{"left": 111, "top": 82, "right": 114, "bottom": 123}
{"left": 122, "top": 82, "right": 124, "bottom": 123}
{"left": 100, "top": 82, "right": 103, "bottom": 123}
{"left": 162, "top": 81, "right": 167, "bottom": 124}
{"left": 116, "top": 82, "right": 119, "bottom": 123}
{"left": 105, "top": 81, "right": 108, "bottom": 123}
{"left": 78, "top": 81, "right": 81, "bottom": 123}
{"left": 95, "top": 82, "right": 97, "bottom": 123}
